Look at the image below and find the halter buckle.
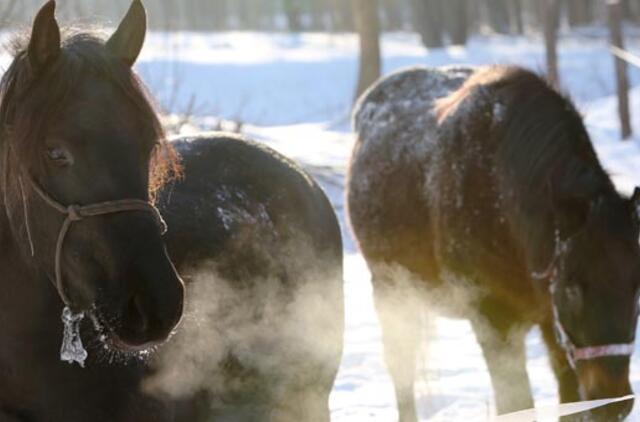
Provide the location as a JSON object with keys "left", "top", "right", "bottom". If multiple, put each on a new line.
{"left": 67, "top": 205, "right": 83, "bottom": 222}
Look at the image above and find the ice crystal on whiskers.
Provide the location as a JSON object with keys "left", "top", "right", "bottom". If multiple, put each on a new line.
{"left": 60, "top": 307, "right": 88, "bottom": 368}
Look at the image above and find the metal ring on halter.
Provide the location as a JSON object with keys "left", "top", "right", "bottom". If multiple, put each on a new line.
{"left": 532, "top": 230, "right": 636, "bottom": 367}
{"left": 23, "top": 178, "right": 167, "bottom": 307}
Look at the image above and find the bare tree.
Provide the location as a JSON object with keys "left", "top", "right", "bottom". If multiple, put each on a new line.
{"left": 444, "top": 0, "right": 468, "bottom": 45}
{"left": 485, "top": 0, "right": 510, "bottom": 33}
{"left": 608, "top": 0, "right": 632, "bottom": 139}
{"left": 284, "top": 0, "right": 302, "bottom": 31}
{"left": 411, "top": 0, "right": 443, "bottom": 48}
{"left": 568, "top": 0, "right": 595, "bottom": 26}
{"left": 543, "top": 0, "right": 561, "bottom": 88}
{"left": 381, "top": 0, "right": 403, "bottom": 30}
{"left": 510, "top": 0, "right": 524, "bottom": 34}
{"left": 353, "top": 0, "right": 381, "bottom": 102}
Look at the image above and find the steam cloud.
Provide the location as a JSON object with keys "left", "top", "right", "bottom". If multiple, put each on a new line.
{"left": 143, "top": 238, "right": 344, "bottom": 417}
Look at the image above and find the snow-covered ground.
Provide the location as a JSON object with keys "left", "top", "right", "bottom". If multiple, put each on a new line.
{"left": 144, "top": 31, "right": 640, "bottom": 421}
{"left": 5, "top": 29, "right": 640, "bottom": 420}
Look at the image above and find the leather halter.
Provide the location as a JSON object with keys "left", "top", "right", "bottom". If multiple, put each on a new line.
{"left": 23, "top": 178, "right": 167, "bottom": 307}
{"left": 532, "top": 231, "right": 635, "bottom": 368}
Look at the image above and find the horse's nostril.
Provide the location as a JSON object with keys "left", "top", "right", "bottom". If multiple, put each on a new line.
{"left": 124, "top": 294, "right": 149, "bottom": 335}
{"left": 113, "top": 269, "right": 183, "bottom": 348}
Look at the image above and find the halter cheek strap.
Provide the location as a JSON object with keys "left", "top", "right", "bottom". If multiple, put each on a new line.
{"left": 24, "top": 179, "right": 167, "bottom": 307}
{"left": 533, "top": 231, "right": 635, "bottom": 368}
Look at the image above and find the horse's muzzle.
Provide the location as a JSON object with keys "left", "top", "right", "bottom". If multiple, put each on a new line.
{"left": 575, "top": 356, "right": 633, "bottom": 420}
{"left": 577, "top": 356, "right": 631, "bottom": 400}
{"left": 111, "top": 247, "right": 185, "bottom": 350}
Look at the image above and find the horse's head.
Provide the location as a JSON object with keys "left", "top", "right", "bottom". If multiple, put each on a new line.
{"left": 0, "top": 1, "right": 184, "bottom": 353}
{"left": 549, "top": 166, "right": 640, "bottom": 407}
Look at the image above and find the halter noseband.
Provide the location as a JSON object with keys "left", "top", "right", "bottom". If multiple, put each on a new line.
{"left": 533, "top": 231, "right": 635, "bottom": 368}
{"left": 23, "top": 178, "right": 167, "bottom": 307}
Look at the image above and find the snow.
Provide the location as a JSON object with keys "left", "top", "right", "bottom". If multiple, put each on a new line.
{"left": 5, "top": 28, "right": 640, "bottom": 419}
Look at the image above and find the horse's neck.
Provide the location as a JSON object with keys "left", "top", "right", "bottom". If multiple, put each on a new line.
{"left": 503, "top": 188, "right": 556, "bottom": 277}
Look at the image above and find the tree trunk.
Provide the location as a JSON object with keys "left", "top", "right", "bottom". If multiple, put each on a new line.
{"left": 353, "top": 0, "right": 382, "bottom": 102}
{"left": 309, "top": 0, "right": 327, "bottom": 30}
{"left": 444, "top": 0, "right": 468, "bottom": 45}
{"left": 382, "top": 0, "right": 403, "bottom": 30}
{"left": 567, "top": 0, "right": 594, "bottom": 26}
{"left": 543, "top": 0, "right": 561, "bottom": 88}
{"left": 485, "top": 0, "right": 510, "bottom": 33}
{"left": 608, "top": 0, "right": 632, "bottom": 139}
{"left": 211, "top": 0, "right": 229, "bottom": 31}
{"left": 411, "top": 0, "right": 443, "bottom": 48}
{"left": 511, "top": 0, "right": 524, "bottom": 34}
{"left": 284, "top": 0, "right": 302, "bottom": 31}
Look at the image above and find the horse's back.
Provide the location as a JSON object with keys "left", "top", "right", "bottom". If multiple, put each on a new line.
{"left": 153, "top": 134, "right": 343, "bottom": 420}
{"left": 348, "top": 66, "right": 472, "bottom": 273}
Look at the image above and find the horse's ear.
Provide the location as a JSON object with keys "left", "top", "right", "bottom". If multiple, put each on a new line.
{"left": 106, "top": 0, "right": 147, "bottom": 67}
{"left": 28, "top": 0, "right": 61, "bottom": 73}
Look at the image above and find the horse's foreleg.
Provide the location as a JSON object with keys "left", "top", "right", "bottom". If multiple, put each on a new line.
{"left": 372, "top": 269, "right": 423, "bottom": 422}
{"left": 471, "top": 316, "right": 533, "bottom": 414}
{"left": 539, "top": 319, "right": 580, "bottom": 403}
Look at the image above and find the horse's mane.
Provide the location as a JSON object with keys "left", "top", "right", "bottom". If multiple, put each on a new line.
{"left": 0, "top": 28, "right": 181, "bottom": 205}
{"left": 435, "top": 65, "right": 619, "bottom": 269}
{"left": 437, "top": 65, "right": 613, "bottom": 202}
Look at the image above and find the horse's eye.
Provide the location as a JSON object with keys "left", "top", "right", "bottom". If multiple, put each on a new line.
{"left": 46, "top": 147, "right": 73, "bottom": 167}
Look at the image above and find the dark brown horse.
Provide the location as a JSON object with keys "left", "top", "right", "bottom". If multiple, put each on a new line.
{"left": 348, "top": 65, "right": 640, "bottom": 421}
{"left": 0, "top": 2, "right": 343, "bottom": 421}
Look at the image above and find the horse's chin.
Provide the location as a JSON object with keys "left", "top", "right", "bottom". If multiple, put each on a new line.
{"left": 106, "top": 332, "right": 160, "bottom": 354}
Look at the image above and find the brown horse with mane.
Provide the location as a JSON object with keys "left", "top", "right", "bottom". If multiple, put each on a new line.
{"left": 0, "top": 2, "right": 343, "bottom": 421}
{"left": 348, "top": 65, "right": 640, "bottom": 420}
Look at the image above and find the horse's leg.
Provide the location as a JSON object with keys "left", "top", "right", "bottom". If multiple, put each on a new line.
{"left": 539, "top": 319, "right": 580, "bottom": 403}
{"left": 471, "top": 311, "right": 534, "bottom": 414}
{"left": 371, "top": 266, "right": 423, "bottom": 422}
